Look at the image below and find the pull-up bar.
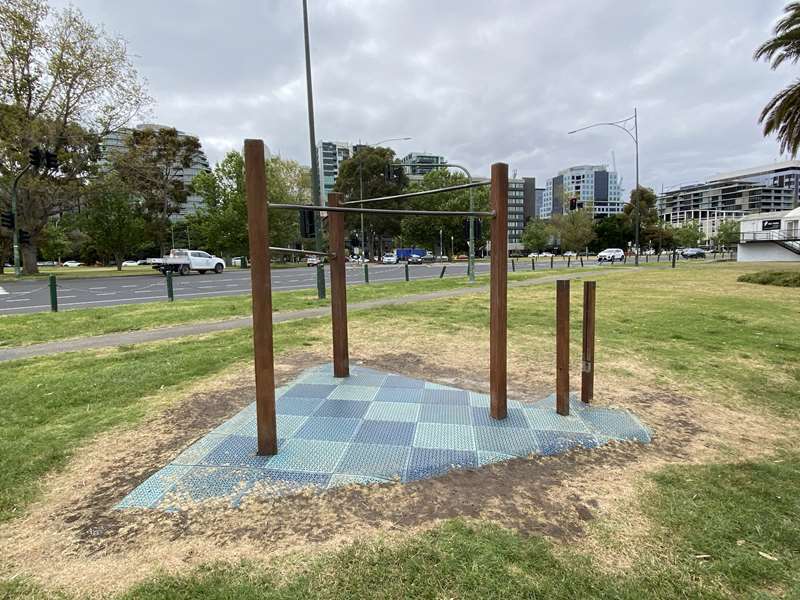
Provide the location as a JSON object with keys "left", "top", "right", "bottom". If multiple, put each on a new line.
{"left": 270, "top": 203, "right": 494, "bottom": 218}
{"left": 341, "top": 181, "right": 489, "bottom": 206}
{"left": 270, "top": 246, "right": 329, "bottom": 257}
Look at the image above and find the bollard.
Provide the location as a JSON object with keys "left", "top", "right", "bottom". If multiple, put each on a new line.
{"left": 556, "top": 279, "right": 570, "bottom": 416}
{"left": 531, "top": 258, "right": 535, "bottom": 271}
{"left": 511, "top": 258, "right": 515, "bottom": 272}
{"left": 439, "top": 265, "right": 447, "bottom": 278}
{"left": 364, "top": 263, "right": 369, "bottom": 283}
{"left": 166, "top": 269, "right": 174, "bottom": 301}
{"left": 581, "top": 281, "right": 596, "bottom": 404}
{"left": 550, "top": 255, "right": 554, "bottom": 269}
{"left": 48, "top": 274, "right": 58, "bottom": 312}
{"left": 657, "top": 253, "right": 661, "bottom": 263}
{"left": 645, "top": 253, "right": 649, "bottom": 263}
{"left": 404, "top": 263, "right": 410, "bottom": 281}
{"left": 580, "top": 256, "right": 584, "bottom": 267}
{"left": 567, "top": 256, "right": 571, "bottom": 268}
{"left": 672, "top": 249, "right": 677, "bottom": 269}
{"left": 240, "top": 256, "right": 247, "bottom": 269}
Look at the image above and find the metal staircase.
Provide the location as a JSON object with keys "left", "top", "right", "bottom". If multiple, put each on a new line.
{"left": 740, "top": 229, "right": 800, "bottom": 255}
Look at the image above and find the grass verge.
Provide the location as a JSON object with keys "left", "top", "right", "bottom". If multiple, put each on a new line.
{"left": 738, "top": 270, "right": 800, "bottom": 287}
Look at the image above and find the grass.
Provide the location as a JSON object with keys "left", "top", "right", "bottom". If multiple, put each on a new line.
{"left": 738, "top": 270, "right": 800, "bottom": 287}
{"left": 0, "top": 318, "right": 325, "bottom": 523}
{"left": 0, "top": 267, "right": 587, "bottom": 348}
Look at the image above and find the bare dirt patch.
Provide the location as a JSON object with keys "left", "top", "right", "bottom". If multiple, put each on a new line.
{"left": 1, "top": 325, "right": 796, "bottom": 597}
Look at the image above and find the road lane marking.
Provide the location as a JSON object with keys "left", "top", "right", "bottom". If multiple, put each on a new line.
{"left": 88, "top": 287, "right": 107, "bottom": 290}
{"left": 0, "top": 286, "right": 7, "bottom": 295}
{"left": 95, "top": 292, "right": 117, "bottom": 296}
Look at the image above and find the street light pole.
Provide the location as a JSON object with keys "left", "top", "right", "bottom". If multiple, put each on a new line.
{"left": 302, "top": 0, "right": 325, "bottom": 299}
{"left": 568, "top": 108, "right": 640, "bottom": 266}
{"left": 11, "top": 164, "right": 32, "bottom": 277}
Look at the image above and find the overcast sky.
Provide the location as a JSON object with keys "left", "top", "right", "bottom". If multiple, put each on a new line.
{"left": 59, "top": 0, "right": 794, "bottom": 194}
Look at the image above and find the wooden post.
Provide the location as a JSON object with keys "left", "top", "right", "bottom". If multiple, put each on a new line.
{"left": 244, "top": 139, "right": 278, "bottom": 456}
{"left": 556, "top": 279, "right": 570, "bottom": 416}
{"left": 490, "top": 162, "right": 508, "bottom": 420}
{"left": 581, "top": 281, "right": 596, "bottom": 404}
{"left": 328, "top": 192, "right": 350, "bottom": 377}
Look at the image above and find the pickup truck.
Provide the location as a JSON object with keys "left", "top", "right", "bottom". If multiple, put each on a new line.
{"left": 148, "top": 249, "right": 225, "bottom": 275}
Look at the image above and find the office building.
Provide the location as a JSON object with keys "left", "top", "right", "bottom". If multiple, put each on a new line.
{"left": 316, "top": 141, "right": 353, "bottom": 204}
{"left": 507, "top": 177, "right": 537, "bottom": 251}
{"left": 101, "top": 123, "right": 210, "bottom": 218}
{"left": 540, "top": 165, "right": 623, "bottom": 219}
{"left": 401, "top": 152, "right": 447, "bottom": 180}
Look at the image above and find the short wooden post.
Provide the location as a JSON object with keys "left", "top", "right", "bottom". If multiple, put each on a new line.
{"left": 490, "top": 162, "right": 508, "bottom": 420}
{"left": 328, "top": 192, "right": 349, "bottom": 378}
{"left": 244, "top": 139, "right": 277, "bottom": 456}
{"left": 556, "top": 279, "right": 570, "bottom": 416}
{"left": 581, "top": 281, "right": 596, "bottom": 404}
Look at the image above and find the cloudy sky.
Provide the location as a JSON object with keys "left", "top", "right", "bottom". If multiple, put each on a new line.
{"left": 58, "top": 0, "right": 795, "bottom": 194}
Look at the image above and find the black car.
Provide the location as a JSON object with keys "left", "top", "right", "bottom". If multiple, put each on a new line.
{"left": 680, "top": 248, "right": 706, "bottom": 259}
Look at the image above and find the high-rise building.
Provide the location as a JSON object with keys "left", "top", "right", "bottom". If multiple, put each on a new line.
{"left": 508, "top": 177, "right": 537, "bottom": 251}
{"left": 101, "top": 123, "right": 210, "bottom": 218}
{"left": 401, "top": 152, "right": 447, "bottom": 180}
{"left": 540, "top": 165, "right": 623, "bottom": 219}
{"left": 316, "top": 141, "right": 353, "bottom": 204}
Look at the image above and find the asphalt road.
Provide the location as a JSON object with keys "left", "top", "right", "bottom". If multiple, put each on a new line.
{"left": 0, "top": 259, "right": 603, "bottom": 315}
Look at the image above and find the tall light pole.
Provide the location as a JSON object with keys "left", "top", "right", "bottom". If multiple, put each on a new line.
{"left": 357, "top": 136, "right": 411, "bottom": 259}
{"left": 302, "top": 0, "right": 325, "bottom": 298}
{"left": 568, "top": 108, "right": 640, "bottom": 265}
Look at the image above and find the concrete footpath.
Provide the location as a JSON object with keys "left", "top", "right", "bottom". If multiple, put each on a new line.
{"left": 0, "top": 268, "right": 634, "bottom": 363}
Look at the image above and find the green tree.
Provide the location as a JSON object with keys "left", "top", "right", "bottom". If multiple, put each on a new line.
{"left": 80, "top": 174, "right": 145, "bottom": 269}
{"left": 593, "top": 213, "right": 631, "bottom": 251}
{"left": 715, "top": 219, "right": 740, "bottom": 250}
{"left": 521, "top": 218, "right": 552, "bottom": 252}
{"left": 552, "top": 208, "right": 595, "bottom": 252}
{"left": 190, "top": 151, "right": 308, "bottom": 259}
{"left": 755, "top": 2, "right": 800, "bottom": 155}
{"left": 399, "top": 169, "right": 489, "bottom": 255}
{"left": 0, "top": 0, "right": 149, "bottom": 273}
{"left": 623, "top": 187, "right": 659, "bottom": 251}
{"left": 672, "top": 220, "right": 704, "bottom": 248}
{"left": 112, "top": 126, "right": 201, "bottom": 253}
{"left": 333, "top": 146, "right": 408, "bottom": 255}
{"left": 38, "top": 219, "right": 69, "bottom": 262}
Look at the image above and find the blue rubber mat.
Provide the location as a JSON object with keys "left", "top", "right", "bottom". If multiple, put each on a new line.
{"left": 117, "top": 364, "right": 651, "bottom": 509}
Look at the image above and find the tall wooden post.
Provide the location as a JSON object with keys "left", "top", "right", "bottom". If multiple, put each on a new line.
{"left": 328, "top": 192, "right": 350, "bottom": 377}
{"left": 556, "top": 279, "right": 570, "bottom": 416}
{"left": 490, "top": 162, "right": 508, "bottom": 420}
{"left": 581, "top": 281, "right": 596, "bottom": 404}
{"left": 244, "top": 139, "right": 278, "bottom": 456}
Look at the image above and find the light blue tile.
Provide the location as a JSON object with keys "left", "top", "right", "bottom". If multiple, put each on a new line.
{"left": 474, "top": 426, "right": 538, "bottom": 457}
{"left": 266, "top": 439, "right": 348, "bottom": 473}
{"left": 424, "top": 382, "right": 459, "bottom": 390}
{"left": 364, "top": 402, "right": 421, "bottom": 422}
{"left": 315, "top": 399, "right": 370, "bottom": 419}
{"left": 374, "top": 387, "right": 424, "bottom": 403}
{"left": 406, "top": 448, "right": 477, "bottom": 481}
{"left": 419, "top": 404, "right": 471, "bottom": 425}
{"left": 471, "top": 407, "right": 528, "bottom": 428}
{"left": 524, "top": 408, "right": 592, "bottom": 433}
{"left": 116, "top": 465, "right": 192, "bottom": 509}
{"left": 198, "top": 435, "right": 273, "bottom": 469}
{"left": 422, "top": 389, "right": 469, "bottom": 406}
{"left": 295, "top": 417, "right": 361, "bottom": 442}
{"left": 580, "top": 408, "right": 651, "bottom": 443}
{"left": 327, "top": 473, "right": 391, "bottom": 488}
{"left": 172, "top": 434, "right": 227, "bottom": 465}
{"left": 209, "top": 408, "right": 254, "bottom": 436}
{"left": 413, "top": 423, "right": 474, "bottom": 451}
{"left": 477, "top": 451, "right": 515, "bottom": 466}
{"left": 328, "top": 385, "right": 379, "bottom": 401}
{"left": 468, "top": 392, "right": 490, "bottom": 407}
{"left": 276, "top": 396, "right": 323, "bottom": 416}
{"left": 533, "top": 431, "right": 599, "bottom": 456}
{"left": 166, "top": 466, "right": 262, "bottom": 505}
{"left": 384, "top": 375, "right": 425, "bottom": 388}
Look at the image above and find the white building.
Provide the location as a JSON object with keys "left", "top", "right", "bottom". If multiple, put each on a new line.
{"left": 317, "top": 141, "right": 353, "bottom": 204}
{"left": 540, "top": 165, "right": 622, "bottom": 219}
{"left": 737, "top": 207, "right": 800, "bottom": 261}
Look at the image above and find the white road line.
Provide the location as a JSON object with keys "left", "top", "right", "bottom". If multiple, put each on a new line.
{"left": 5, "top": 299, "right": 28, "bottom": 303}
{"left": 0, "top": 286, "right": 7, "bottom": 295}
{"left": 60, "top": 295, "right": 76, "bottom": 299}
{"left": 121, "top": 284, "right": 137, "bottom": 288}
{"left": 95, "top": 292, "right": 117, "bottom": 296}
{"left": 88, "top": 287, "right": 107, "bottom": 290}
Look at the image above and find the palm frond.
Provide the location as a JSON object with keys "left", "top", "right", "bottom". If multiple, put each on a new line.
{"left": 760, "top": 79, "right": 800, "bottom": 156}
{"left": 755, "top": 2, "right": 800, "bottom": 68}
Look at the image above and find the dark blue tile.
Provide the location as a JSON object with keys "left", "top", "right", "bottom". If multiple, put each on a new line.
{"left": 314, "top": 399, "right": 370, "bottom": 419}
{"left": 471, "top": 406, "right": 528, "bottom": 428}
{"left": 354, "top": 420, "right": 416, "bottom": 446}
{"left": 422, "top": 389, "right": 470, "bottom": 406}
{"left": 336, "top": 443, "right": 409, "bottom": 479}
{"left": 284, "top": 383, "right": 338, "bottom": 399}
{"left": 276, "top": 396, "right": 323, "bottom": 416}
{"left": 419, "top": 404, "right": 471, "bottom": 425}
{"left": 406, "top": 447, "right": 477, "bottom": 481}
{"left": 295, "top": 417, "right": 361, "bottom": 442}
{"left": 384, "top": 375, "right": 425, "bottom": 389}
{"left": 474, "top": 426, "right": 537, "bottom": 457}
{"left": 533, "top": 431, "right": 599, "bottom": 456}
{"left": 199, "top": 435, "right": 273, "bottom": 468}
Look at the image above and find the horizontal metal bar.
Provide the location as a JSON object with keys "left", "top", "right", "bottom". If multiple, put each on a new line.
{"left": 269, "top": 203, "right": 494, "bottom": 218}
{"left": 341, "top": 181, "right": 489, "bottom": 205}
{"left": 269, "top": 246, "right": 330, "bottom": 257}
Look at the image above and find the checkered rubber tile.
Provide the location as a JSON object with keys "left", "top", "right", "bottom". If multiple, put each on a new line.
{"left": 118, "top": 363, "right": 651, "bottom": 510}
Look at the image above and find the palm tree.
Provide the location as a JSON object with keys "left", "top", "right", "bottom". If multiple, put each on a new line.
{"left": 755, "top": 2, "right": 800, "bottom": 156}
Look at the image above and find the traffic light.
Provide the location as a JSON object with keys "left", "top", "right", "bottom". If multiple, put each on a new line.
{"left": 463, "top": 218, "right": 482, "bottom": 240}
{"left": 350, "top": 234, "right": 360, "bottom": 248}
{"left": 384, "top": 163, "right": 403, "bottom": 183}
{"left": 18, "top": 230, "right": 31, "bottom": 244}
{"left": 300, "top": 208, "right": 315, "bottom": 238}
{"left": 29, "top": 147, "right": 43, "bottom": 169}
{"left": 44, "top": 151, "right": 58, "bottom": 171}
{"left": 569, "top": 197, "right": 577, "bottom": 211}
{"left": 0, "top": 211, "right": 13, "bottom": 230}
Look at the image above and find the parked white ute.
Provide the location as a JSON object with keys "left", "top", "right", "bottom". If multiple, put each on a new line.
{"left": 148, "top": 249, "right": 225, "bottom": 275}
